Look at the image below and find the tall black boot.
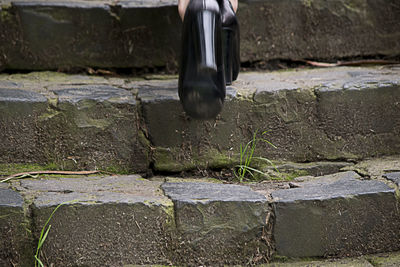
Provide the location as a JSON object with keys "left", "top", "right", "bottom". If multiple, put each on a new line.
{"left": 178, "top": 0, "right": 226, "bottom": 120}
{"left": 219, "top": 0, "right": 240, "bottom": 85}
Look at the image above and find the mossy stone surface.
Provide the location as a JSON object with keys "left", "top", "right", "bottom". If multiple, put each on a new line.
{"left": 0, "top": 188, "right": 33, "bottom": 267}
{"left": 22, "top": 175, "right": 174, "bottom": 266}
{"left": 162, "top": 182, "right": 273, "bottom": 265}
{"left": 143, "top": 67, "right": 400, "bottom": 172}
{"left": 1, "top": 67, "right": 400, "bottom": 174}
{"left": 0, "top": 77, "right": 149, "bottom": 173}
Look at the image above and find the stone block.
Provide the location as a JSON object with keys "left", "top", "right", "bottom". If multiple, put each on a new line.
{"left": 41, "top": 84, "right": 148, "bottom": 172}
{"left": 315, "top": 69, "right": 400, "bottom": 158}
{"left": 0, "top": 77, "right": 149, "bottom": 172}
{"left": 162, "top": 182, "right": 272, "bottom": 265}
{"left": 0, "top": 0, "right": 181, "bottom": 70}
{"left": 0, "top": 88, "right": 48, "bottom": 164}
{"left": 2, "top": 67, "right": 400, "bottom": 174}
{"left": 25, "top": 175, "right": 174, "bottom": 266}
{"left": 1, "top": 0, "right": 400, "bottom": 70}
{"left": 383, "top": 172, "right": 400, "bottom": 187}
{"left": 238, "top": 0, "right": 400, "bottom": 63}
{"left": 272, "top": 171, "right": 400, "bottom": 258}
{"left": 139, "top": 67, "right": 400, "bottom": 172}
{"left": 0, "top": 187, "right": 32, "bottom": 266}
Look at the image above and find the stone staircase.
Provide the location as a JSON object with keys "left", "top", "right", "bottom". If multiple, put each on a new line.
{"left": 1, "top": 0, "right": 400, "bottom": 266}
{"left": 0, "top": 0, "right": 399, "bottom": 71}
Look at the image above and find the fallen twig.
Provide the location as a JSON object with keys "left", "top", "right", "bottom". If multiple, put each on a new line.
{"left": 1, "top": 170, "right": 115, "bottom": 183}
{"left": 86, "top": 67, "right": 116, "bottom": 76}
{"left": 303, "top": 59, "right": 400, "bottom": 67}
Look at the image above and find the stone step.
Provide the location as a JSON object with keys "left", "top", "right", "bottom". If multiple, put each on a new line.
{"left": 1, "top": 66, "right": 400, "bottom": 173}
{"left": 0, "top": 0, "right": 399, "bottom": 70}
{"left": 1, "top": 169, "right": 399, "bottom": 266}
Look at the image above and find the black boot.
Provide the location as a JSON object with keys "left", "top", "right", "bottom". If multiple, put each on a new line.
{"left": 219, "top": 0, "right": 240, "bottom": 85}
{"left": 178, "top": 0, "right": 226, "bottom": 120}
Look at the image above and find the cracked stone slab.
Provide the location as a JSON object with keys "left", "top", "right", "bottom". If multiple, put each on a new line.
{"left": 162, "top": 182, "right": 272, "bottom": 265}
{"left": 272, "top": 171, "right": 400, "bottom": 258}
{"left": 0, "top": 188, "right": 32, "bottom": 266}
{"left": 383, "top": 172, "right": 400, "bottom": 186}
{"left": 261, "top": 161, "right": 354, "bottom": 180}
{"left": 20, "top": 175, "right": 174, "bottom": 266}
{"left": 162, "top": 182, "right": 267, "bottom": 203}
{"left": 341, "top": 156, "right": 400, "bottom": 179}
{"left": 52, "top": 84, "right": 136, "bottom": 104}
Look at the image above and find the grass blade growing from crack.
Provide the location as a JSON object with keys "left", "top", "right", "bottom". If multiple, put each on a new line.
{"left": 35, "top": 200, "right": 78, "bottom": 267}
{"left": 235, "top": 130, "right": 276, "bottom": 182}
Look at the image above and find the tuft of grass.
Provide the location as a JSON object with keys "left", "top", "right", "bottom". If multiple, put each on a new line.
{"left": 35, "top": 200, "right": 77, "bottom": 267}
{"left": 234, "top": 130, "right": 277, "bottom": 182}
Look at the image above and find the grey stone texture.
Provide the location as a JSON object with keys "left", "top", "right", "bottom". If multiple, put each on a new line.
{"left": 0, "top": 88, "right": 48, "bottom": 166}
{"left": 2, "top": 169, "right": 400, "bottom": 266}
{"left": 383, "top": 172, "right": 400, "bottom": 186}
{"left": 342, "top": 155, "right": 400, "bottom": 179}
{"left": 0, "top": 73, "right": 148, "bottom": 172}
{"left": 272, "top": 171, "right": 400, "bottom": 258}
{"left": 20, "top": 175, "right": 174, "bottom": 266}
{"left": 1, "top": 67, "right": 400, "bottom": 173}
{"left": 1, "top": 0, "right": 399, "bottom": 70}
{"left": 162, "top": 182, "right": 273, "bottom": 265}
{"left": 141, "top": 66, "right": 400, "bottom": 172}
{"left": 260, "top": 161, "right": 354, "bottom": 180}
{"left": 0, "top": 187, "right": 32, "bottom": 266}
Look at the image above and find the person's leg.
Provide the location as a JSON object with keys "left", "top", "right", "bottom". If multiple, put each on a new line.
{"left": 178, "top": 0, "right": 190, "bottom": 21}
{"left": 178, "top": 0, "right": 237, "bottom": 21}
{"left": 230, "top": 0, "right": 238, "bottom": 13}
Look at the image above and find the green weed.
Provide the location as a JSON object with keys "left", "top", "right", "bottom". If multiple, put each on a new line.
{"left": 35, "top": 200, "right": 77, "bottom": 267}
{"left": 234, "top": 130, "right": 277, "bottom": 182}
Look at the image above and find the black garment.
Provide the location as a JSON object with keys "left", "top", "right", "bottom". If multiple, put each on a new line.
{"left": 178, "top": 0, "right": 239, "bottom": 119}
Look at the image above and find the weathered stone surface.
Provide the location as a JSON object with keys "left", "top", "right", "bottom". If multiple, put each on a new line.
{"left": 20, "top": 175, "right": 174, "bottom": 266}
{"left": 139, "top": 66, "right": 400, "bottom": 172}
{"left": 342, "top": 155, "right": 400, "bottom": 179}
{"left": 0, "top": 187, "right": 32, "bottom": 267}
{"left": 260, "top": 161, "right": 354, "bottom": 180}
{"left": 383, "top": 172, "right": 400, "bottom": 186}
{"left": 162, "top": 182, "right": 273, "bottom": 265}
{"left": 1, "top": 0, "right": 399, "bottom": 70}
{"left": 0, "top": 75, "right": 149, "bottom": 172}
{"left": 272, "top": 171, "right": 400, "bottom": 258}
{"left": 1, "top": 67, "right": 400, "bottom": 173}
{"left": 0, "top": 88, "right": 48, "bottom": 164}
{"left": 239, "top": 0, "right": 400, "bottom": 63}
{"left": 41, "top": 84, "right": 148, "bottom": 172}
{"left": 0, "top": 0, "right": 180, "bottom": 71}
{"left": 315, "top": 72, "right": 400, "bottom": 158}
{"left": 0, "top": 88, "right": 47, "bottom": 102}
